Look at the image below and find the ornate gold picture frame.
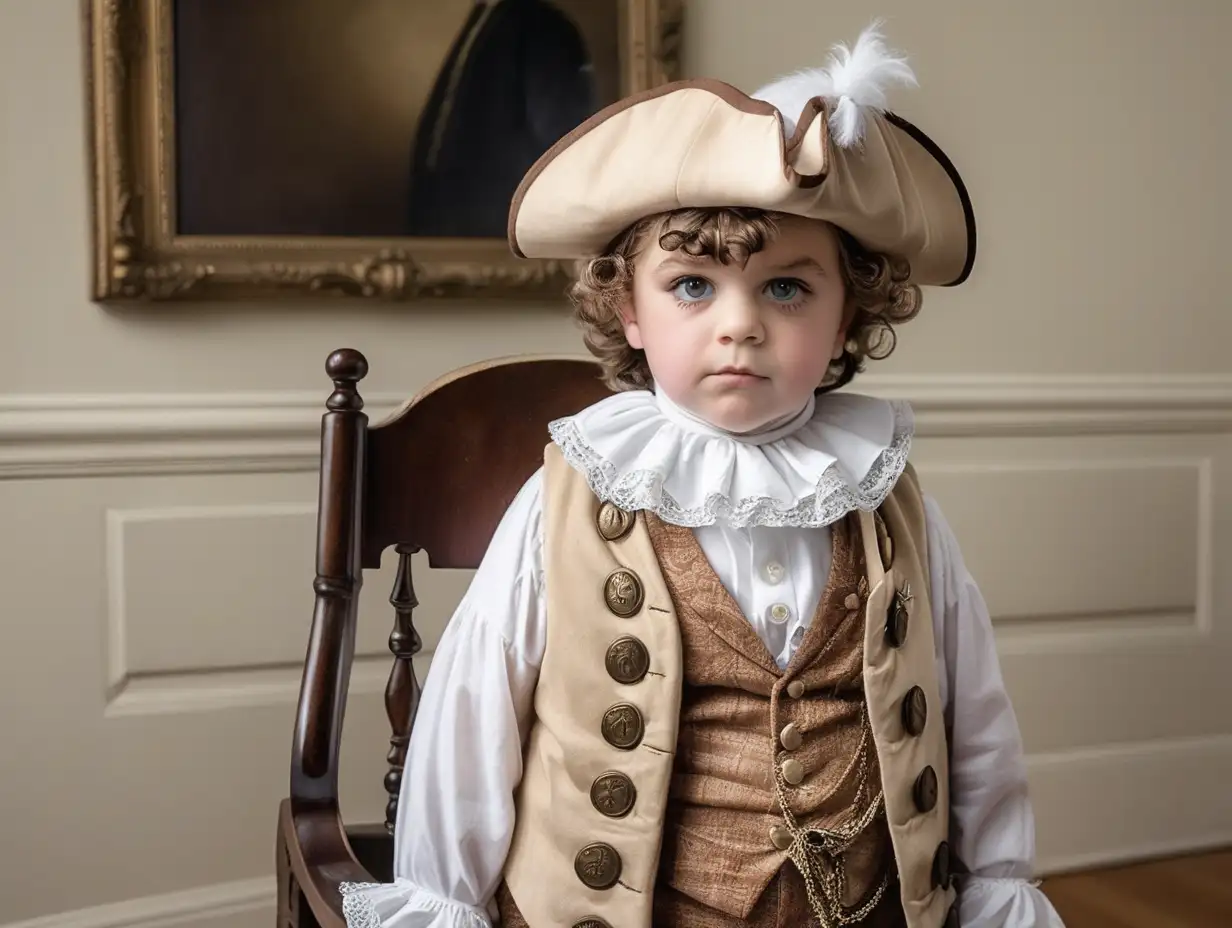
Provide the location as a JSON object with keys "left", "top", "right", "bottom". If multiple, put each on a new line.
{"left": 84, "top": 0, "right": 684, "bottom": 302}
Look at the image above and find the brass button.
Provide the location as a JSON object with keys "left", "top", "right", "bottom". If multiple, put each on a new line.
{"left": 769, "top": 824, "right": 792, "bottom": 850}
{"left": 575, "top": 842, "right": 621, "bottom": 890}
{"left": 931, "top": 841, "right": 951, "bottom": 889}
{"left": 779, "top": 722, "right": 803, "bottom": 751}
{"left": 902, "top": 686, "right": 928, "bottom": 736}
{"left": 786, "top": 680, "right": 805, "bottom": 698}
{"left": 780, "top": 758, "right": 804, "bottom": 785}
{"left": 601, "top": 703, "right": 644, "bottom": 750}
{"left": 603, "top": 568, "right": 644, "bottom": 617}
{"left": 844, "top": 592, "right": 860, "bottom": 611}
{"left": 596, "top": 502, "right": 635, "bottom": 541}
{"left": 573, "top": 920, "right": 613, "bottom": 928}
{"left": 605, "top": 636, "right": 650, "bottom": 684}
{"left": 874, "top": 512, "right": 893, "bottom": 570}
{"left": 590, "top": 772, "right": 636, "bottom": 818}
{"left": 885, "top": 584, "right": 912, "bottom": 649}
{"left": 914, "top": 765, "right": 939, "bottom": 813}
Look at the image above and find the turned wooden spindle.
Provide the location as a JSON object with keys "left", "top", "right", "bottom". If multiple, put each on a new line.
{"left": 384, "top": 544, "right": 423, "bottom": 832}
{"left": 291, "top": 348, "right": 368, "bottom": 804}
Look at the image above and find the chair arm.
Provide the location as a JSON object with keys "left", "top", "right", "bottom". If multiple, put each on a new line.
{"left": 278, "top": 798, "right": 375, "bottom": 928}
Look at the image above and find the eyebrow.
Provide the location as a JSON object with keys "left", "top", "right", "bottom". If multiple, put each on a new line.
{"left": 655, "top": 254, "right": 712, "bottom": 272}
{"left": 769, "top": 257, "right": 829, "bottom": 275}
{"left": 653, "top": 254, "right": 830, "bottom": 274}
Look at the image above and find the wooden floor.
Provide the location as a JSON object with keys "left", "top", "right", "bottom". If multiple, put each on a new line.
{"left": 1040, "top": 850, "right": 1232, "bottom": 927}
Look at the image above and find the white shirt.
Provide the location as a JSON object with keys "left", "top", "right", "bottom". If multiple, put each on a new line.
{"left": 341, "top": 390, "right": 1065, "bottom": 928}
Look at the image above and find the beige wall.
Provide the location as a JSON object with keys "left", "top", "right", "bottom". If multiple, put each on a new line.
{"left": 2, "top": 2, "right": 1231, "bottom": 927}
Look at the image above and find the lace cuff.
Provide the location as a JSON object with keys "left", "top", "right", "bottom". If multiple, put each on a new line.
{"left": 339, "top": 879, "right": 492, "bottom": 928}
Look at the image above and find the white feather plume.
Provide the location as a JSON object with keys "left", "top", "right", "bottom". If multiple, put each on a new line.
{"left": 751, "top": 20, "right": 917, "bottom": 148}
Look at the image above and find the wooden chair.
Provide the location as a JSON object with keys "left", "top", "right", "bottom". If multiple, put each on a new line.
{"left": 276, "top": 348, "right": 612, "bottom": 928}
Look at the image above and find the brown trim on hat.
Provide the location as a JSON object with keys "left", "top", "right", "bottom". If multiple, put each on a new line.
{"left": 884, "top": 113, "right": 977, "bottom": 287}
{"left": 782, "top": 96, "right": 829, "bottom": 189}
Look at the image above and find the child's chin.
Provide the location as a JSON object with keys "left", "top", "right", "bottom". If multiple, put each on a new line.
{"left": 700, "top": 400, "right": 784, "bottom": 434}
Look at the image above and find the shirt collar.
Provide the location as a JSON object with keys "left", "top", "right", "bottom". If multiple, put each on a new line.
{"left": 548, "top": 387, "right": 913, "bottom": 529}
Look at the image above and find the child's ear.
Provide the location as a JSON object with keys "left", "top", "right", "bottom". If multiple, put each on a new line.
{"left": 830, "top": 323, "right": 849, "bottom": 360}
{"left": 620, "top": 299, "right": 644, "bottom": 350}
{"left": 833, "top": 296, "right": 857, "bottom": 359}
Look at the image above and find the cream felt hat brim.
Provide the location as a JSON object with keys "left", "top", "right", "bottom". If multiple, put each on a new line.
{"left": 507, "top": 29, "right": 976, "bottom": 287}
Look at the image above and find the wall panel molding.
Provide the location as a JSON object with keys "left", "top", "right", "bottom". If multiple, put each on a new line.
{"left": 1, "top": 374, "right": 1231, "bottom": 478}
{"left": 1, "top": 877, "right": 273, "bottom": 928}
{"left": 862, "top": 373, "right": 1232, "bottom": 437}
{"left": 101, "top": 501, "right": 436, "bottom": 717}
{"left": 1029, "top": 733, "right": 1232, "bottom": 875}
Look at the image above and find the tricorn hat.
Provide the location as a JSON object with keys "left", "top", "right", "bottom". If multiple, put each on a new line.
{"left": 508, "top": 22, "right": 975, "bottom": 286}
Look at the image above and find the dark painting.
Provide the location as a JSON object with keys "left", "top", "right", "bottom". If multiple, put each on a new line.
{"left": 171, "top": 0, "right": 621, "bottom": 238}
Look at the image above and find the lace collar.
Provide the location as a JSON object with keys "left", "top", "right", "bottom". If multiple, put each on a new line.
{"left": 547, "top": 387, "right": 913, "bottom": 529}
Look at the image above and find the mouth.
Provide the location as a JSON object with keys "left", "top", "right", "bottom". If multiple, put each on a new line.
{"left": 712, "top": 366, "right": 767, "bottom": 380}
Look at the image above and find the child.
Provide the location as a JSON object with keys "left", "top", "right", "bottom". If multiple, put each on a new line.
{"left": 342, "top": 22, "right": 1065, "bottom": 928}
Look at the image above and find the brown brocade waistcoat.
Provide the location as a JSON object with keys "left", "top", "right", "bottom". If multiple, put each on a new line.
{"left": 644, "top": 512, "right": 905, "bottom": 926}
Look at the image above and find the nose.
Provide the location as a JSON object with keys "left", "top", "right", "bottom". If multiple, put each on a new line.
{"left": 715, "top": 295, "right": 765, "bottom": 345}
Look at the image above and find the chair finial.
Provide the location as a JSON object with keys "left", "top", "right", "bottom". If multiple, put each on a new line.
{"left": 325, "top": 349, "right": 368, "bottom": 412}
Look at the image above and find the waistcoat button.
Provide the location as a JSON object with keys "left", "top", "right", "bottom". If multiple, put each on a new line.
{"left": 931, "top": 841, "right": 951, "bottom": 889}
{"left": 844, "top": 592, "right": 861, "bottom": 611}
{"left": 575, "top": 842, "right": 622, "bottom": 890}
{"left": 590, "top": 772, "right": 636, "bottom": 818}
{"left": 767, "top": 602, "right": 791, "bottom": 624}
{"left": 914, "top": 765, "right": 939, "bottom": 813}
{"left": 886, "top": 584, "right": 912, "bottom": 648}
{"left": 769, "top": 824, "right": 793, "bottom": 850}
{"left": 596, "top": 502, "right": 635, "bottom": 541}
{"left": 786, "top": 680, "right": 806, "bottom": 698}
{"left": 601, "top": 703, "right": 644, "bottom": 749}
{"left": 902, "top": 686, "right": 928, "bottom": 736}
{"left": 603, "top": 568, "right": 644, "bottom": 617}
{"left": 780, "top": 758, "right": 805, "bottom": 785}
{"left": 605, "top": 636, "right": 650, "bottom": 684}
{"left": 779, "top": 722, "right": 803, "bottom": 751}
{"left": 763, "top": 561, "right": 785, "bottom": 584}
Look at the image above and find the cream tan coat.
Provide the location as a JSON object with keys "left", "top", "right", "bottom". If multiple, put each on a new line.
{"left": 502, "top": 444, "right": 956, "bottom": 927}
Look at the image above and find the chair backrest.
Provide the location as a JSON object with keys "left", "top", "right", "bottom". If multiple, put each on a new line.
{"left": 289, "top": 348, "right": 612, "bottom": 830}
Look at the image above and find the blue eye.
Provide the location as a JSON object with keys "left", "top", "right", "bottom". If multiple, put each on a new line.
{"left": 765, "top": 279, "right": 801, "bottom": 302}
{"left": 672, "top": 277, "right": 713, "bottom": 302}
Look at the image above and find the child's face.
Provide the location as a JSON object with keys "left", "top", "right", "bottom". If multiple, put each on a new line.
{"left": 621, "top": 216, "right": 849, "bottom": 433}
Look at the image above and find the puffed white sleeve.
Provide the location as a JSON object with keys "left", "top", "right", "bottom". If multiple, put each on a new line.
{"left": 923, "top": 494, "right": 1066, "bottom": 928}
{"left": 340, "top": 468, "right": 548, "bottom": 928}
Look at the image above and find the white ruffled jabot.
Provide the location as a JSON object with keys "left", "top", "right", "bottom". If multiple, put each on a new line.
{"left": 547, "top": 388, "right": 914, "bottom": 529}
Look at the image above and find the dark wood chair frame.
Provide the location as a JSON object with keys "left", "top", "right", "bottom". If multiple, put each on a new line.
{"left": 276, "top": 348, "right": 611, "bottom": 928}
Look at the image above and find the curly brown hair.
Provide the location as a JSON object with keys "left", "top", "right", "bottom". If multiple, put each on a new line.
{"left": 567, "top": 207, "right": 921, "bottom": 393}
